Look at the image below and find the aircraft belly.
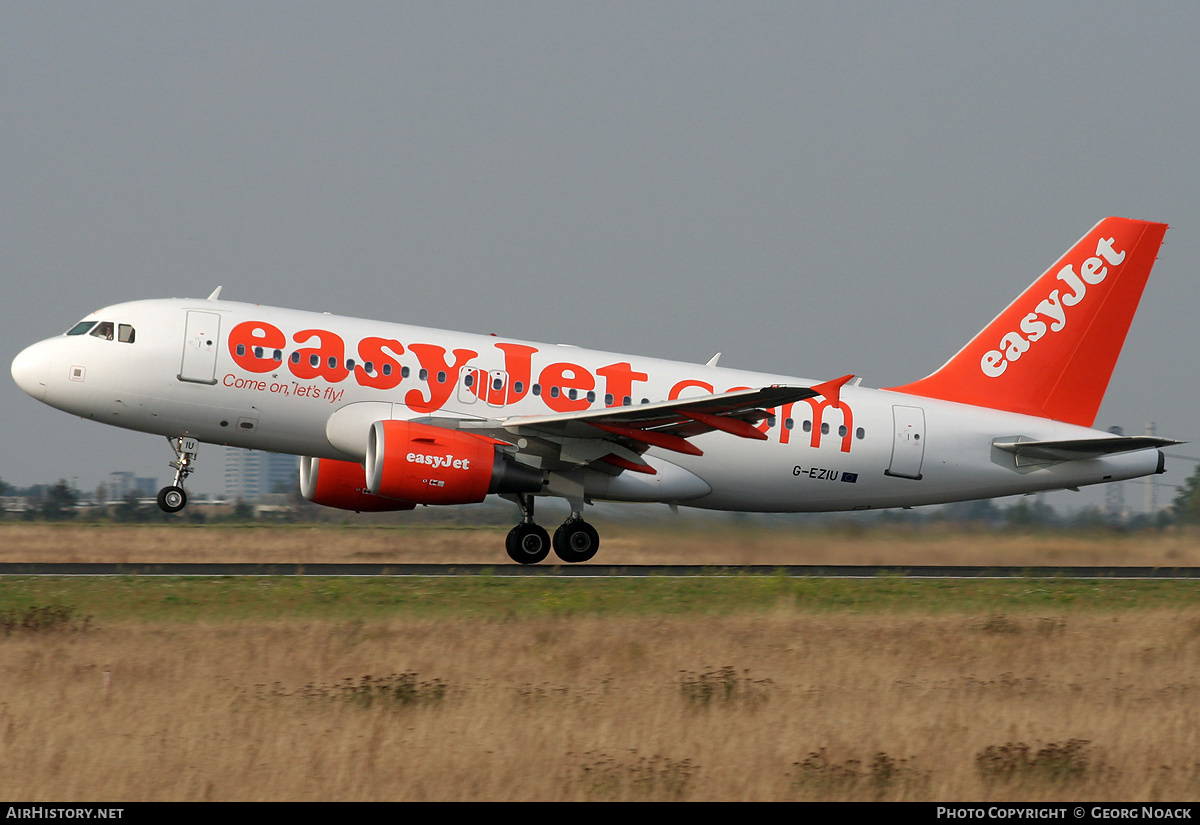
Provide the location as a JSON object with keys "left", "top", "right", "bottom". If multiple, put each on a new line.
{"left": 673, "top": 434, "right": 887, "bottom": 512}
{"left": 581, "top": 455, "right": 711, "bottom": 502}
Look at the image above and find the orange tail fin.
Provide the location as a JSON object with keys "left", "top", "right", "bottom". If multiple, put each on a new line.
{"left": 887, "top": 217, "right": 1167, "bottom": 427}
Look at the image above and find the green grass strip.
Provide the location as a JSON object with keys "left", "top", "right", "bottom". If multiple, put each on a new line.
{"left": 1, "top": 574, "right": 1199, "bottom": 622}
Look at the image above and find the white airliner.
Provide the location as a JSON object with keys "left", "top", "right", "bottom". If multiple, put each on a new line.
{"left": 10, "top": 217, "right": 1177, "bottom": 563}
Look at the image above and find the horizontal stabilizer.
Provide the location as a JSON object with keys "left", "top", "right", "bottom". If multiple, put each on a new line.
{"left": 993, "top": 436, "right": 1180, "bottom": 465}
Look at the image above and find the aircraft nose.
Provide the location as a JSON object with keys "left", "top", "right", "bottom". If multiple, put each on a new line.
{"left": 11, "top": 341, "right": 50, "bottom": 401}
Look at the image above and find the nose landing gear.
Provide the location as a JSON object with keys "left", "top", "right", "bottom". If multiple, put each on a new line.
{"left": 157, "top": 436, "right": 199, "bottom": 514}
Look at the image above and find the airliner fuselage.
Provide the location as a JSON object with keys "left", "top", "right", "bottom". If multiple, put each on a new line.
{"left": 10, "top": 217, "right": 1175, "bottom": 563}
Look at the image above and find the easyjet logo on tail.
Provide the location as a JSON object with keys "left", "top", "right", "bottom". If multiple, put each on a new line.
{"left": 980, "top": 236, "right": 1126, "bottom": 378}
{"left": 887, "top": 216, "right": 1166, "bottom": 428}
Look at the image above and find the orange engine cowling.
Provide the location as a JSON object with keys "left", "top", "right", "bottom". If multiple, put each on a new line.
{"left": 365, "top": 420, "right": 543, "bottom": 505}
{"left": 299, "top": 456, "right": 416, "bottom": 512}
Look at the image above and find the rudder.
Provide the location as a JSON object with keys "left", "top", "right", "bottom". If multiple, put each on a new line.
{"left": 886, "top": 217, "right": 1168, "bottom": 427}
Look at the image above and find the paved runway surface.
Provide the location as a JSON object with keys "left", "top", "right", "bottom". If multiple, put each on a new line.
{"left": 2, "top": 563, "right": 1200, "bottom": 579}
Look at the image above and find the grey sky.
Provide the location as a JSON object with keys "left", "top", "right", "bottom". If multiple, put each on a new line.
{"left": 3, "top": 2, "right": 1198, "bottom": 510}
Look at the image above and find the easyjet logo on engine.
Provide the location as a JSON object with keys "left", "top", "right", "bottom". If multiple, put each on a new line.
{"left": 407, "top": 453, "right": 471, "bottom": 470}
{"left": 979, "top": 235, "right": 1126, "bottom": 378}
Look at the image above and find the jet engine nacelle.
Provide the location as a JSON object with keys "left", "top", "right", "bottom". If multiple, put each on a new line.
{"left": 299, "top": 456, "right": 416, "bottom": 512}
{"left": 365, "top": 419, "right": 544, "bottom": 505}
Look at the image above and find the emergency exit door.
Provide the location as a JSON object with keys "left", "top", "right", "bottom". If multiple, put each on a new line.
{"left": 886, "top": 405, "right": 925, "bottom": 479}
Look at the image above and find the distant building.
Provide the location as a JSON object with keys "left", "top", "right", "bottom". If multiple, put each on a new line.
{"left": 224, "top": 449, "right": 300, "bottom": 501}
{"left": 106, "top": 471, "right": 157, "bottom": 500}
{"left": 1, "top": 496, "right": 30, "bottom": 514}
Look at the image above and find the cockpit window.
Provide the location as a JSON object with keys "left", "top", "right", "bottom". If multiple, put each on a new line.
{"left": 118, "top": 324, "right": 135, "bottom": 344}
{"left": 89, "top": 322, "right": 115, "bottom": 341}
{"left": 66, "top": 321, "right": 96, "bottom": 336}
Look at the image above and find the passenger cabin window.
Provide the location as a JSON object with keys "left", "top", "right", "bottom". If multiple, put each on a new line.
{"left": 66, "top": 321, "right": 96, "bottom": 336}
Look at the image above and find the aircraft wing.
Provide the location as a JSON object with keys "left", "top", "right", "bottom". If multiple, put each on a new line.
{"left": 502, "top": 385, "right": 818, "bottom": 439}
{"left": 415, "top": 377, "right": 853, "bottom": 476}
{"left": 993, "top": 436, "right": 1181, "bottom": 466}
{"left": 492, "top": 380, "right": 854, "bottom": 473}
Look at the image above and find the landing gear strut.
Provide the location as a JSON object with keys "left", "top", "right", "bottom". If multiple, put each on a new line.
{"left": 157, "top": 436, "right": 199, "bottom": 514}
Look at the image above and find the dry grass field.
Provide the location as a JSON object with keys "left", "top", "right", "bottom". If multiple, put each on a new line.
{"left": 1, "top": 523, "right": 1199, "bottom": 801}
{"left": 2, "top": 611, "right": 1199, "bottom": 801}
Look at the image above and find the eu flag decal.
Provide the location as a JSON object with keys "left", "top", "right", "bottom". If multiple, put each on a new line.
{"left": 841, "top": 472, "right": 859, "bottom": 483}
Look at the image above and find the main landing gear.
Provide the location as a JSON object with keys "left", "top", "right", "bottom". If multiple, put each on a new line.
{"left": 505, "top": 494, "right": 600, "bottom": 565}
{"left": 157, "top": 436, "right": 199, "bottom": 514}
{"left": 552, "top": 518, "right": 599, "bottom": 564}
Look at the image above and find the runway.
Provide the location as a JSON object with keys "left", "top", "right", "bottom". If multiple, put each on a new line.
{"left": 2, "top": 562, "right": 1200, "bottom": 578}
